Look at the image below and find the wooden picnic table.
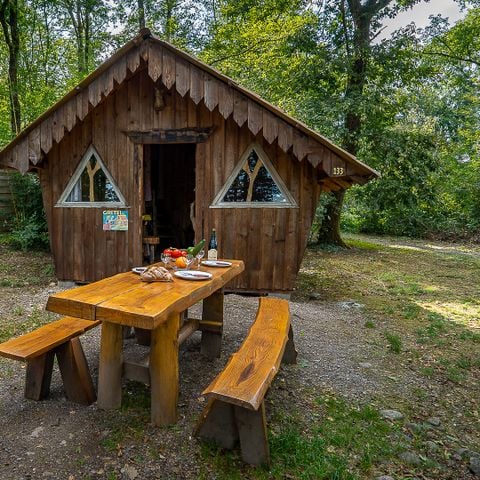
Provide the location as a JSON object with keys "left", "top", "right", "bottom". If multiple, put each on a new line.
{"left": 45, "top": 260, "right": 245, "bottom": 426}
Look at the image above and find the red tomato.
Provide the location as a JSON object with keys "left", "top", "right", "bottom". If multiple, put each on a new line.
{"left": 180, "top": 250, "right": 188, "bottom": 257}
{"left": 163, "top": 248, "right": 173, "bottom": 256}
{"left": 171, "top": 249, "right": 183, "bottom": 258}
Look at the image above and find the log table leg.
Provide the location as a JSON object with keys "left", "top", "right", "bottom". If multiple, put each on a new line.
{"left": 150, "top": 312, "right": 180, "bottom": 426}
{"left": 97, "top": 321, "right": 124, "bottom": 409}
{"left": 200, "top": 289, "right": 224, "bottom": 359}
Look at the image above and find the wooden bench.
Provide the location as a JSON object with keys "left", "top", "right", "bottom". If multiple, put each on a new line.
{"left": 0, "top": 317, "right": 100, "bottom": 405}
{"left": 195, "top": 297, "right": 297, "bottom": 466}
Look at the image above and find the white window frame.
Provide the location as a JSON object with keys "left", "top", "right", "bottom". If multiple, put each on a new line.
{"left": 210, "top": 143, "right": 297, "bottom": 209}
{"left": 56, "top": 145, "right": 127, "bottom": 208}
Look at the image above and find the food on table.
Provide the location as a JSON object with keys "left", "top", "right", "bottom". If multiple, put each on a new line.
{"left": 188, "top": 239, "right": 206, "bottom": 257}
{"left": 164, "top": 240, "right": 205, "bottom": 259}
{"left": 175, "top": 256, "right": 187, "bottom": 268}
{"left": 163, "top": 248, "right": 183, "bottom": 258}
{"left": 140, "top": 266, "right": 173, "bottom": 282}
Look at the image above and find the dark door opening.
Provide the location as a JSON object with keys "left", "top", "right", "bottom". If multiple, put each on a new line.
{"left": 143, "top": 144, "right": 196, "bottom": 259}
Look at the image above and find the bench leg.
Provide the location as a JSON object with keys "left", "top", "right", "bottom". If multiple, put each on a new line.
{"left": 201, "top": 290, "right": 224, "bottom": 359}
{"left": 25, "top": 351, "right": 55, "bottom": 400}
{"left": 150, "top": 312, "right": 180, "bottom": 426}
{"left": 56, "top": 337, "right": 96, "bottom": 405}
{"left": 235, "top": 403, "right": 270, "bottom": 466}
{"left": 282, "top": 324, "right": 297, "bottom": 365}
{"left": 194, "top": 399, "right": 238, "bottom": 449}
{"left": 195, "top": 400, "right": 270, "bottom": 466}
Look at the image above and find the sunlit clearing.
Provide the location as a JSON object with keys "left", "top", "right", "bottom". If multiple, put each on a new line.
{"left": 418, "top": 302, "right": 480, "bottom": 328}
{"left": 389, "top": 244, "right": 425, "bottom": 252}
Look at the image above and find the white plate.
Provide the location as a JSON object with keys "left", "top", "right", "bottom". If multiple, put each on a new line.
{"left": 201, "top": 260, "right": 232, "bottom": 267}
{"left": 132, "top": 267, "right": 147, "bottom": 274}
{"left": 174, "top": 270, "right": 213, "bottom": 281}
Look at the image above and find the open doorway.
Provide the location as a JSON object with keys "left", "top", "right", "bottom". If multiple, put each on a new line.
{"left": 143, "top": 144, "right": 196, "bottom": 259}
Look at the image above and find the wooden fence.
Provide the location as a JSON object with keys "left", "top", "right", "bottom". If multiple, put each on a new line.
{"left": 0, "top": 170, "right": 12, "bottom": 231}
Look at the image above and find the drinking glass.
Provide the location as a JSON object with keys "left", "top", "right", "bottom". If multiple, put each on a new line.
{"left": 184, "top": 254, "right": 194, "bottom": 270}
{"left": 196, "top": 248, "right": 205, "bottom": 269}
{"left": 161, "top": 252, "right": 171, "bottom": 269}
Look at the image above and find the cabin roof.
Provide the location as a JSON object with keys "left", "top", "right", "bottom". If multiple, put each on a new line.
{"left": 0, "top": 29, "right": 379, "bottom": 189}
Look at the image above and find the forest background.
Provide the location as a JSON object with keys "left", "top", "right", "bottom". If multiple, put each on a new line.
{"left": 0, "top": 0, "right": 478, "bottom": 250}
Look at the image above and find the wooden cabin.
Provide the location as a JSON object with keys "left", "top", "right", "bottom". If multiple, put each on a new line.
{"left": 0, "top": 29, "right": 378, "bottom": 293}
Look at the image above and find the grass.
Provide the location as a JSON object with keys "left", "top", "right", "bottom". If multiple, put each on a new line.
{"left": 0, "top": 242, "right": 55, "bottom": 288}
{"left": 201, "top": 395, "right": 401, "bottom": 480}
{"left": 291, "top": 233, "right": 480, "bottom": 478}
{"left": 385, "top": 331, "right": 402, "bottom": 353}
{"left": 295, "top": 233, "right": 480, "bottom": 356}
{"left": 101, "top": 381, "right": 150, "bottom": 451}
{"left": 0, "top": 307, "right": 57, "bottom": 342}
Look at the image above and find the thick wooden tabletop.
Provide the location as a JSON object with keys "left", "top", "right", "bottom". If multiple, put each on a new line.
{"left": 46, "top": 261, "right": 244, "bottom": 329}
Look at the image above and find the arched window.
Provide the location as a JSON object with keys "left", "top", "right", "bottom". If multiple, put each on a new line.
{"left": 211, "top": 143, "right": 297, "bottom": 208}
{"left": 57, "top": 145, "right": 126, "bottom": 207}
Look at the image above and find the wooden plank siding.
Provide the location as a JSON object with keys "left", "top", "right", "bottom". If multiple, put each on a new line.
{"left": 39, "top": 67, "right": 319, "bottom": 291}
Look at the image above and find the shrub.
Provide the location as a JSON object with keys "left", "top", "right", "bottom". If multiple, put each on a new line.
{"left": 7, "top": 172, "right": 49, "bottom": 251}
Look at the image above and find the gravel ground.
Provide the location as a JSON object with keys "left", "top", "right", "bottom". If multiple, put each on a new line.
{"left": 0, "top": 250, "right": 477, "bottom": 479}
{"left": 0, "top": 282, "right": 393, "bottom": 480}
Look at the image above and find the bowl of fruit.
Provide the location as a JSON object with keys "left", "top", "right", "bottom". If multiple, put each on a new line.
{"left": 162, "top": 240, "right": 205, "bottom": 270}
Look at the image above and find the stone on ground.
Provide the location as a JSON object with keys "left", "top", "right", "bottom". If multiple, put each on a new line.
{"left": 380, "top": 409, "right": 404, "bottom": 421}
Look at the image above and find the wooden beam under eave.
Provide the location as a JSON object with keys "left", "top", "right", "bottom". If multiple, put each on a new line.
{"left": 124, "top": 127, "right": 215, "bottom": 144}
{"left": 330, "top": 177, "right": 352, "bottom": 189}
{"left": 349, "top": 175, "right": 370, "bottom": 185}
{"left": 319, "top": 178, "right": 342, "bottom": 192}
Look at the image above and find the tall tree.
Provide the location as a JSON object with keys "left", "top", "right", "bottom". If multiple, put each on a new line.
{"left": 57, "top": 0, "right": 95, "bottom": 76}
{"left": 317, "top": 0, "right": 421, "bottom": 246}
{"left": 137, "top": 0, "right": 145, "bottom": 29}
{"left": 50, "top": 0, "right": 111, "bottom": 79}
{"left": 0, "top": 0, "right": 21, "bottom": 134}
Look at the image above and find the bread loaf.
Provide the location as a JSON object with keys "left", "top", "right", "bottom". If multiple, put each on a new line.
{"left": 140, "top": 266, "right": 173, "bottom": 282}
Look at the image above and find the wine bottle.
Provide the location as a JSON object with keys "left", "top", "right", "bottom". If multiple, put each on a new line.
{"left": 208, "top": 228, "right": 218, "bottom": 260}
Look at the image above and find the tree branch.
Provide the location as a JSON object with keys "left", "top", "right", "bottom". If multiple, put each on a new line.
{"left": 339, "top": 0, "right": 352, "bottom": 59}
{"left": 0, "top": 0, "right": 12, "bottom": 50}
{"left": 422, "top": 49, "right": 479, "bottom": 66}
{"left": 209, "top": 37, "right": 283, "bottom": 66}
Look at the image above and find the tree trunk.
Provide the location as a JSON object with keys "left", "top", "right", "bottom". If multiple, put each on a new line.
{"left": 0, "top": 0, "right": 21, "bottom": 134}
{"left": 138, "top": 0, "right": 145, "bottom": 29}
{"left": 164, "top": 0, "right": 176, "bottom": 41}
{"left": 317, "top": 190, "right": 347, "bottom": 247}
{"left": 62, "top": 0, "right": 93, "bottom": 77}
{"left": 317, "top": 0, "right": 391, "bottom": 247}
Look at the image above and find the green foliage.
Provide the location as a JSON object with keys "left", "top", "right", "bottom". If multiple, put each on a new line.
{"left": 269, "top": 396, "right": 398, "bottom": 478}
{"left": 201, "top": 0, "right": 326, "bottom": 125}
{"left": 202, "top": 1, "right": 480, "bottom": 242}
{"left": 344, "top": 129, "right": 443, "bottom": 237}
{"left": 8, "top": 172, "right": 49, "bottom": 251}
{"left": 0, "top": 0, "right": 477, "bottom": 244}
